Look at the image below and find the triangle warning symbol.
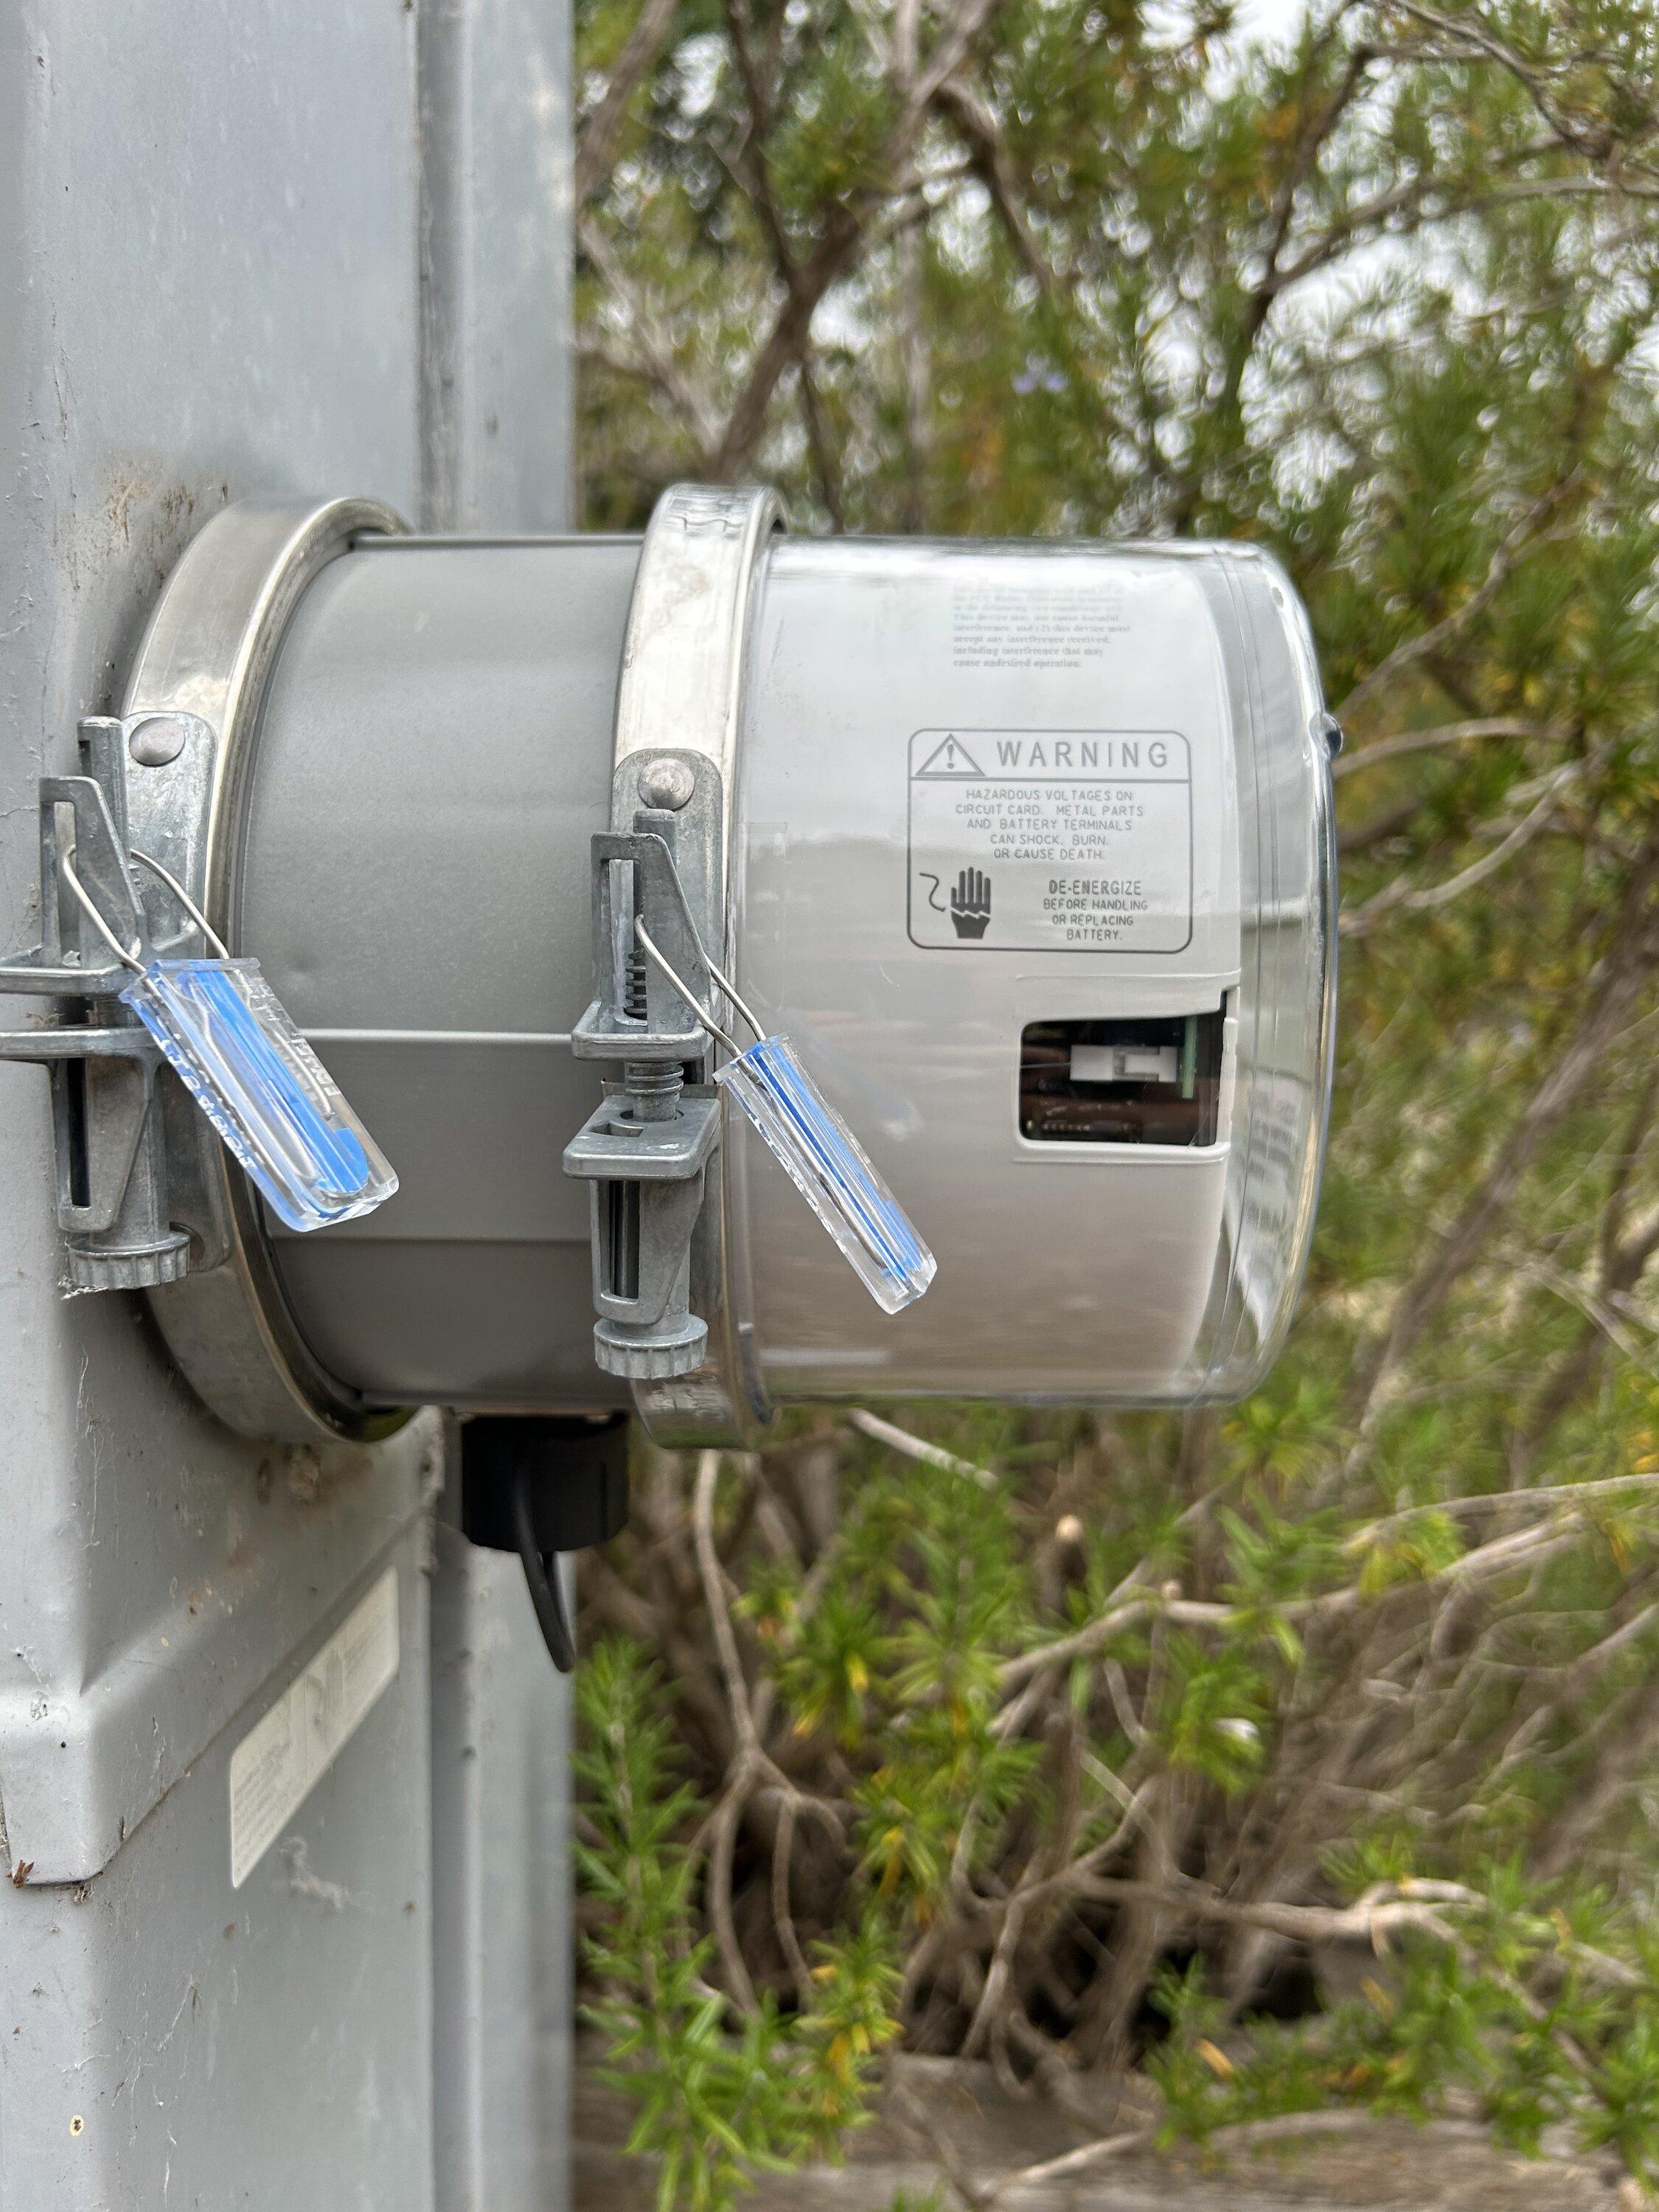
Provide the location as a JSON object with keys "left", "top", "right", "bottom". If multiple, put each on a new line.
{"left": 915, "top": 734, "right": 985, "bottom": 778}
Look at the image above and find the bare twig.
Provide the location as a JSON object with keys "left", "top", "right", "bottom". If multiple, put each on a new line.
{"left": 1332, "top": 716, "right": 1565, "bottom": 779}
{"left": 1004, "top": 2107, "right": 1495, "bottom": 2194}
{"left": 935, "top": 76, "right": 1058, "bottom": 295}
{"left": 1340, "top": 762, "right": 1582, "bottom": 937}
{"left": 771, "top": 1790, "right": 815, "bottom": 2010}
{"left": 1349, "top": 826, "right": 1659, "bottom": 1430}
{"left": 578, "top": 215, "right": 721, "bottom": 461}
{"left": 1346, "top": 1471, "right": 1659, "bottom": 1553}
{"left": 847, "top": 1408, "right": 998, "bottom": 1488}
{"left": 695, "top": 1450, "right": 763, "bottom": 1761}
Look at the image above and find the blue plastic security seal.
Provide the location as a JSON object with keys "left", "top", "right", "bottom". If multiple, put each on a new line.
{"left": 633, "top": 917, "right": 936, "bottom": 1314}
{"left": 715, "top": 1034, "right": 934, "bottom": 1313}
{"left": 121, "top": 957, "right": 398, "bottom": 1232}
{"left": 52, "top": 835, "right": 398, "bottom": 1237}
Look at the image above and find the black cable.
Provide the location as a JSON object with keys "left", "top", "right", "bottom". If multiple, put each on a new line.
{"left": 512, "top": 1460, "right": 577, "bottom": 1674}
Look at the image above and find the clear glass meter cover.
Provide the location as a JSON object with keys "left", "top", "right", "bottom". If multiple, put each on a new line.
{"left": 121, "top": 957, "right": 398, "bottom": 1232}
{"left": 731, "top": 535, "right": 1337, "bottom": 1408}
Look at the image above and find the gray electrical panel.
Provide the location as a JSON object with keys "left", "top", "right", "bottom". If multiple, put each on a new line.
{"left": 0, "top": 4, "right": 573, "bottom": 2208}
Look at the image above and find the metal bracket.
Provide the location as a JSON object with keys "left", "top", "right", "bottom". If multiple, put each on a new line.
{"left": 605, "top": 481, "right": 786, "bottom": 1444}
{"left": 0, "top": 717, "right": 198, "bottom": 1289}
{"left": 564, "top": 811, "right": 723, "bottom": 1380}
{"left": 571, "top": 827, "right": 716, "bottom": 1064}
{"left": 118, "top": 494, "right": 412, "bottom": 1443}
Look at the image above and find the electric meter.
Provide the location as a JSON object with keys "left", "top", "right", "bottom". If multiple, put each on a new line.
{"left": 0, "top": 487, "right": 1336, "bottom": 1453}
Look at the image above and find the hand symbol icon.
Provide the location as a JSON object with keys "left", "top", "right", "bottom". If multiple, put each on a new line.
{"left": 950, "top": 868, "right": 992, "bottom": 940}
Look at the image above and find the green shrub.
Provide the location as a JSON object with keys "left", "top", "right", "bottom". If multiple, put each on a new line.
{"left": 573, "top": 1, "right": 1659, "bottom": 2200}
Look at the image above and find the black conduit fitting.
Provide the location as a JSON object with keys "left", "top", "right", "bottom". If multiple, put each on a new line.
{"left": 459, "top": 1413, "right": 630, "bottom": 1674}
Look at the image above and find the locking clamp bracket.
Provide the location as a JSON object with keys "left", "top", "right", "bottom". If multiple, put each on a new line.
{"left": 565, "top": 823, "right": 723, "bottom": 1380}
{"left": 0, "top": 716, "right": 205, "bottom": 1290}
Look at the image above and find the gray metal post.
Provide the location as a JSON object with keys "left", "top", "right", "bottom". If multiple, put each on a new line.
{"left": 0, "top": 5, "right": 573, "bottom": 2207}
{"left": 416, "top": 0, "right": 578, "bottom": 2201}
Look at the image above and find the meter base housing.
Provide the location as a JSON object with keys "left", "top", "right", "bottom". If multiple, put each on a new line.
{"left": 89, "top": 490, "right": 1335, "bottom": 1450}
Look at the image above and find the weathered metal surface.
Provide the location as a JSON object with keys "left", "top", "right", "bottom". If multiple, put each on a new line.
{"left": 0, "top": 0, "right": 428, "bottom": 1874}
{"left": 3, "top": 1539, "right": 438, "bottom": 2211}
{"left": 431, "top": 1523, "right": 573, "bottom": 2212}
{"left": 0, "top": 0, "right": 574, "bottom": 2205}
{"left": 419, "top": 0, "right": 574, "bottom": 530}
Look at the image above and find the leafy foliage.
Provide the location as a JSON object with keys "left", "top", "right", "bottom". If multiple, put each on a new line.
{"left": 572, "top": 0, "right": 1659, "bottom": 2202}
{"left": 576, "top": 1638, "right": 893, "bottom": 2210}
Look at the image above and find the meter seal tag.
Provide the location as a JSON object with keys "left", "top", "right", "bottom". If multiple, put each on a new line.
{"left": 69, "top": 843, "right": 400, "bottom": 1234}
{"left": 714, "top": 1034, "right": 935, "bottom": 1314}
{"left": 119, "top": 959, "right": 397, "bottom": 1233}
{"left": 57, "top": 835, "right": 398, "bottom": 1234}
{"left": 633, "top": 919, "right": 936, "bottom": 1315}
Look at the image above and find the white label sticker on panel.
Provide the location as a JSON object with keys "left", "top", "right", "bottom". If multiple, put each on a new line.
{"left": 906, "top": 728, "right": 1192, "bottom": 953}
{"left": 229, "top": 1566, "right": 400, "bottom": 1888}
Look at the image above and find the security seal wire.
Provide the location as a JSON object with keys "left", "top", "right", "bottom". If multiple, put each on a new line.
{"left": 632, "top": 914, "right": 744, "bottom": 1055}
{"left": 58, "top": 844, "right": 145, "bottom": 973}
{"left": 131, "top": 846, "right": 232, "bottom": 959}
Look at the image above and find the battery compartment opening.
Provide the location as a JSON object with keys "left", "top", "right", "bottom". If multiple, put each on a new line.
{"left": 1018, "top": 1010, "right": 1225, "bottom": 1147}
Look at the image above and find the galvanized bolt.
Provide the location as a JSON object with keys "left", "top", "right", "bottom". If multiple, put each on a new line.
{"left": 126, "top": 713, "right": 191, "bottom": 768}
{"left": 636, "top": 757, "right": 695, "bottom": 811}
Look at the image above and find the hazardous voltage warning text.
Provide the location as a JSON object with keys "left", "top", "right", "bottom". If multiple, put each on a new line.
{"left": 906, "top": 728, "right": 1193, "bottom": 953}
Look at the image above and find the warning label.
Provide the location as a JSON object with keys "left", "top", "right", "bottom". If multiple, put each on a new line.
{"left": 906, "top": 728, "right": 1192, "bottom": 953}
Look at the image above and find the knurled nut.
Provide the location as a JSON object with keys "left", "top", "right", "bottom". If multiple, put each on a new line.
{"left": 593, "top": 1314, "right": 709, "bottom": 1381}
{"left": 66, "top": 1232, "right": 192, "bottom": 1293}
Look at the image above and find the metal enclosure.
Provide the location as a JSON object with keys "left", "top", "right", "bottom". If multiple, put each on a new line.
{"left": 0, "top": 6, "right": 573, "bottom": 2209}
{"left": 241, "top": 537, "right": 640, "bottom": 1415}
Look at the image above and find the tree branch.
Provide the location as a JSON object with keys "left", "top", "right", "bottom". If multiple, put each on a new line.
{"left": 577, "top": 215, "right": 721, "bottom": 461}
{"left": 575, "top": 0, "right": 683, "bottom": 201}
{"left": 1349, "top": 826, "right": 1659, "bottom": 1427}
{"left": 1332, "top": 716, "right": 1565, "bottom": 780}
{"left": 710, "top": 0, "right": 1008, "bottom": 475}
{"left": 1335, "top": 481, "right": 1581, "bottom": 727}
{"left": 1340, "top": 762, "right": 1582, "bottom": 938}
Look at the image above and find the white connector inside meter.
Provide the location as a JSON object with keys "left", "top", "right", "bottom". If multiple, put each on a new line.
{"left": 1069, "top": 1042, "right": 1180, "bottom": 1086}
